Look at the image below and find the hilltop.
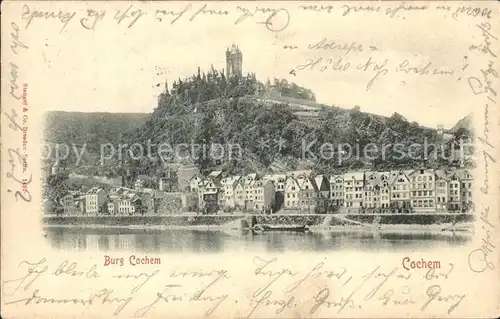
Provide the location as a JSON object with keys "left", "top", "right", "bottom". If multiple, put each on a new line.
{"left": 449, "top": 113, "right": 473, "bottom": 133}
{"left": 125, "top": 67, "right": 458, "bottom": 177}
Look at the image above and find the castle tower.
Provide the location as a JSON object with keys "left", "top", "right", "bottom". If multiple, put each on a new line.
{"left": 437, "top": 124, "right": 444, "bottom": 142}
{"left": 437, "top": 124, "right": 444, "bottom": 135}
{"left": 436, "top": 124, "right": 446, "bottom": 159}
{"left": 226, "top": 44, "right": 243, "bottom": 78}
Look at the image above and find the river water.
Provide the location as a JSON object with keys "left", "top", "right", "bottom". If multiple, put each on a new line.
{"left": 44, "top": 227, "right": 470, "bottom": 253}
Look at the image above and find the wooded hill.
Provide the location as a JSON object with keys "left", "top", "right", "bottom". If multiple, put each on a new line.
{"left": 43, "top": 67, "right": 471, "bottom": 178}
{"left": 126, "top": 68, "right": 468, "bottom": 176}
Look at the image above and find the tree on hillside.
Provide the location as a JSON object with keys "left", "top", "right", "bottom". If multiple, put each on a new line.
{"left": 453, "top": 127, "right": 471, "bottom": 140}
{"left": 45, "top": 172, "right": 70, "bottom": 201}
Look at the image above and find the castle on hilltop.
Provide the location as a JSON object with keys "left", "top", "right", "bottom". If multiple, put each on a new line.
{"left": 162, "top": 44, "right": 315, "bottom": 103}
{"left": 226, "top": 44, "right": 243, "bottom": 78}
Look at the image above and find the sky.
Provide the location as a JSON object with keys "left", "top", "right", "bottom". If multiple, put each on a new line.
{"left": 17, "top": 1, "right": 482, "bottom": 129}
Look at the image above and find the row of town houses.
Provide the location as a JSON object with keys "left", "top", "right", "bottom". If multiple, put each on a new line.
{"left": 47, "top": 187, "right": 148, "bottom": 216}
{"left": 45, "top": 186, "right": 196, "bottom": 216}
{"left": 190, "top": 168, "right": 474, "bottom": 213}
{"left": 45, "top": 167, "right": 474, "bottom": 215}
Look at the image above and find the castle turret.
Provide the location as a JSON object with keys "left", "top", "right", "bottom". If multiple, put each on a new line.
{"left": 437, "top": 124, "right": 444, "bottom": 136}
{"left": 226, "top": 44, "right": 243, "bottom": 78}
{"left": 437, "top": 125, "right": 444, "bottom": 142}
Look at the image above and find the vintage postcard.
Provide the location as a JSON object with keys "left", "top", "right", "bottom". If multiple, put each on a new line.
{"left": 1, "top": 1, "right": 499, "bottom": 318}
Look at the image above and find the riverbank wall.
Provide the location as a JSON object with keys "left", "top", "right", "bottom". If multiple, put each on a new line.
{"left": 43, "top": 213, "right": 474, "bottom": 227}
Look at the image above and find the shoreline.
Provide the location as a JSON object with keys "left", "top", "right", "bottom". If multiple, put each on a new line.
{"left": 42, "top": 213, "right": 474, "bottom": 235}
{"left": 43, "top": 221, "right": 474, "bottom": 234}
{"left": 43, "top": 224, "right": 225, "bottom": 231}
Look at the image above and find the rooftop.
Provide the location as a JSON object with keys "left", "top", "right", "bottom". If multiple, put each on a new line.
{"left": 87, "top": 187, "right": 104, "bottom": 194}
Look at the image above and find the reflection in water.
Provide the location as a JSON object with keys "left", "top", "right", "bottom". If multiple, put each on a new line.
{"left": 44, "top": 227, "right": 470, "bottom": 253}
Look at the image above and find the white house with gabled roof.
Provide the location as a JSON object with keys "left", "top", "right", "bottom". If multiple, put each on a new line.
{"left": 221, "top": 175, "right": 241, "bottom": 208}
{"left": 389, "top": 170, "right": 411, "bottom": 209}
{"left": 435, "top": 169, "right": 448, "bottom": 211}
{"left": 85, "top": 187, "right": 107, "bottom": 215}
{"left": 409, "top": 168, "right": 436, "bottom": 211}
{"left": 447, "top": 171, "right": 461, "bottom": 211}
{"left": 343, "top": 172, "right": 365, "bottom": 208}
{"left": 284, "top": 177, "right": 300, "bottom": 208}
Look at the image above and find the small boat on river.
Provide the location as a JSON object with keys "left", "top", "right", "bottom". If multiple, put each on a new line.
{"left": 250, "top": 224, "right": 309, "bottom": 233}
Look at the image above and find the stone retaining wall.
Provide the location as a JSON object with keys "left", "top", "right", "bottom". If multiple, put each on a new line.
{"left": 43, "top": 213, "right": 474, "bottom": 227}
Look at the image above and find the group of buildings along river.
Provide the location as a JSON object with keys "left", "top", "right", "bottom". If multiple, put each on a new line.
{"left": 44, "top": 165, "right": 473, "bottom": 216}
